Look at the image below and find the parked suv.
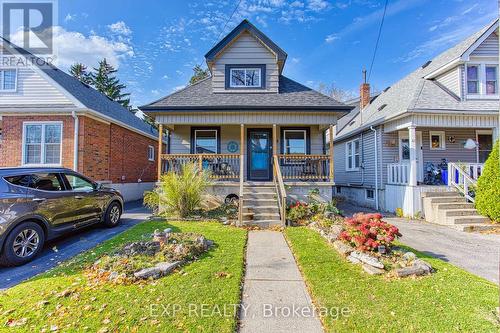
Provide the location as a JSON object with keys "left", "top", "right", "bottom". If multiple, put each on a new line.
{"left": 0, "top": 168, "right": 123, "bottom": 266}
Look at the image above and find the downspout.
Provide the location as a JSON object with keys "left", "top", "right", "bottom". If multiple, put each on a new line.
{"left": 370, "top": 126, "right": 379, "bottom": 210}
{"left": 72, "top": 111, "right": 79, "bottom": 171}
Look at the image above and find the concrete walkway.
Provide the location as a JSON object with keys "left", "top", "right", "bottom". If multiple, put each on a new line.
{"left": 0, "top": 201, "right": 150, "bottom": 290}
{"left": 239, "top": 231, "right": 323, "bottom": 333}
{"left": 338, "top": 201, "right": 500, "bottom": 283}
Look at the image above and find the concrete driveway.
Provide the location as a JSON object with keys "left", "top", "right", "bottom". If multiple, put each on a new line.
{"left": 0, "top": 200, "right": 150, "bottom": 290}
{"left": 338, "top": 202, "right": 500, "bottom": 284}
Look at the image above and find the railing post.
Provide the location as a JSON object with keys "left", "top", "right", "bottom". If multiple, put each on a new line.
{"left": 447, "top": 163, "right": 452, "bottom": 186}
{"left": 198, "top": 154, "right": 203, "bottom": 173}
{"left": 157, "top": 124, "right": 163, "bottom": 182}
{"left": 329, "top": 124, "right": 334, "bottom": 182}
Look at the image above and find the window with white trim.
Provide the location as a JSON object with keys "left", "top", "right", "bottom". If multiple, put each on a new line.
{"left": 23, "top": 122, "right": 62, "bottom": 165}
{"left": 283, "top": 130, "right": 307, "bottom": 155}
{"left": 230, "top": 68, "right": 261, "bottom": 88}
{"left": 466, "top": 63, "right": 499, "bottom": 96}
{"left": 0, "top": 69, "right": 17, "bottom": 91}
{"left": 429, "top": 131, "right": 445, "bottom": 150}
{"left": 148, "top": 145, "right": 155, "bottom": 161}
{"left": 345, "top": 139, "right": 360, "bottom": 171}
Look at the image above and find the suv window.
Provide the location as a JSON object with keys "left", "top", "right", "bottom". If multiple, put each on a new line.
{"left": 4, "top": 173, "right": 64, "bottom": 191}
{"left": 63, "top": 174, "right": 95, "bottom": 191}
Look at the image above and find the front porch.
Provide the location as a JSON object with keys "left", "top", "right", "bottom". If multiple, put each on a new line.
{"left": 155, "top": 123, "right": 336, "bottom": 226}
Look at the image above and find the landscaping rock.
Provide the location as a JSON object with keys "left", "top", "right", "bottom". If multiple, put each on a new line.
{"left": 395, "top": 259, "right": 433, "bottom": 277}
{"left": 333, "top": 241, "right": 354, "bottom": 256}
{"left": 122, "top": 241, "right": 160, "bottom": 256}
{"left": 108, "top": 272, "right": 119, "bottom": 281}
{"left": 329, "top": 224, "right": 343, "bottom": 241}
{"left": 402, "top": 251, "right": 417, "bottom": 262}
{"left": 134, "top": 267, "right": 161, "bottom": 279}
{"left": 362, "top": 264, "right": 385, "bottom": 275}
{"left": 347, "top": 254, "right": 361, "bottom": 264}
{"left": 413, "top": 259, "right": 433, "bottom": 274}
{"left": 155, "top": 261, "right": 181, "bottom": 275}
{"left": 164, "top": 228, "right": 172, "bottom": 234}
{"left": 350, "top": 251, "right": 384, "bottom": 269}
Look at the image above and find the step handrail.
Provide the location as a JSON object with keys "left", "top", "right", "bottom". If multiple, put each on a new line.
{"left": 238, "top": 154, "right": 244, "bottom": 226}
{"left": 273, "top": 155, "right": 287, "bottom": 226}
{"left": 447, "top": 162, "right": 477, "bottom": 203}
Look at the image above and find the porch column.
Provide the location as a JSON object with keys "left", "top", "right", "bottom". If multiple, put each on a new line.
{"left": 329, "top": 124, "right": 334, "bottom": 182}
{"left": 408, "top": 125, "right": 417, "bottom": 187}
{"left": 157, "top": 124, "right": 163, "bottom": 182}
{"left": 272, "top": 124, "right": 277, "bottom": 178}
{"left": 240, "top": 124, "right": 244, "bottom": 181}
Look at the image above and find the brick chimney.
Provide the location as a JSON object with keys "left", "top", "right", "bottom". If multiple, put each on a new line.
{"left": 360, "top": 69, "right": 370, "bottom": 110}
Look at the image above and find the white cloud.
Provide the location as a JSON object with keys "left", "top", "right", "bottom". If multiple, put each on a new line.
{"left": 291, "top": 57, "right": 300, "bottom": 63}
{"left": 307, "top": 0, "right": 329, "bottom": 12}
{"left": 427, "top": 3, "right": 479, "bottom": 32}
{"left": 10, "top": 26, "right": 135, "bottom": 69}
{"left": 151, "top": 89, "right": 160, "bottom": 95}
{"left": 176, "top": 70, "right": 183, "bottom": 76}
{"left": 290, "top": 1, "right": 305, "bottom": 8}
{"left": 64, "top": 14, "right": 75, "bottom": 22}
{"left": 108, "top": 21, "right": 132, "bottom": 36}
{"left": 162, "top": 74, "right": 170, "bottom": 80}
{"left": 325, "top": 33, "right": 339, "bottom": 43}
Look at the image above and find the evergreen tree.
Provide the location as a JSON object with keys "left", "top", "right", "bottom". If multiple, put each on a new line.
{"left": 90, "top": 59, "right": 131, "bottom": 108}
{"left": 189, "top": 65, "right": 210, "bottom": 85}
{"left": 69, "top": 63, "right": 92, "bottom": 85}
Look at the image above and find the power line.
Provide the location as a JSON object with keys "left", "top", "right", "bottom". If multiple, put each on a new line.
{"left": 213, "top": 0, "right": 243, "bottom": 47}
{"left": 368, "top": 0, "right": 389, "bottom": 82}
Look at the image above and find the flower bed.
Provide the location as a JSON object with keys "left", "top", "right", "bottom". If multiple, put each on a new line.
{"left": 86, "top": 229, "right": 213, "bottom": 284}
{"left": 308, "top": 213, "right": 433, "bottom": 278}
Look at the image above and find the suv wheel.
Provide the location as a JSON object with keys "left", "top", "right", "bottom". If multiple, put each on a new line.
{"left": 103, "top": 202, "right": 122, "bottom": 227}
{"left": 0, "top": 222, "right": 45, "bottom": 267}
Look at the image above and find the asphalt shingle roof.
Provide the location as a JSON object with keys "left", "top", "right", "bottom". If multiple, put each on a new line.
{"left": 1, "top": 37, "right": 158, "bottom": 138}
{"left": 141, "top": 75, "right": 351, "bottom": 112}
{"left": 336, "top": 19, "right": 499, "bottom": 140}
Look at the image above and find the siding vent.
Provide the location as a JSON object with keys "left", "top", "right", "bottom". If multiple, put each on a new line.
{"left": 378, "top": 104, "right": 387, "bottom": 111}
{"left": 421, "top": 60, "right": 432, "bottom": 69}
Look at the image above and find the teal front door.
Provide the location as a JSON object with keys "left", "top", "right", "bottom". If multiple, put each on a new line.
{"left": 247, "top": 129, "right": 272, "bottom": 181}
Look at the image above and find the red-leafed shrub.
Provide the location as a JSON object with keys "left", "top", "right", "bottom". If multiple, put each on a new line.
{"left": 339, "top": 213, "right": 401, "bottom": 252}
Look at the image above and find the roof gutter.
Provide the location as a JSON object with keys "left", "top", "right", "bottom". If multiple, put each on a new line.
{"left": 141, "top": 105, "right": 354, "bottom": 112}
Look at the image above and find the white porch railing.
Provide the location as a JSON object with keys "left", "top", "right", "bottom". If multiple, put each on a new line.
{"left": 447, "top": 162, "right": 484, "bottom": 203}
{"left": 387, "top": 163, "right": 410, "bottom": 185}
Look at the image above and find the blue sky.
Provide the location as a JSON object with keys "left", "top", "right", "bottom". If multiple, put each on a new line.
{"left": 51, "top": 0, "right": 497, "bottom": 106}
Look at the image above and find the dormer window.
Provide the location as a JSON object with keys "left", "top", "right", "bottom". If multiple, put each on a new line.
{"left": 466, "top": 65, "right": 479, "bottom": 94}
{"left": 225, "top": 65, "right": 266, "bottom": 89}
{"left": 0, "top": 69, "right": 17, "bottom": 92}
{"left": 486, "top": 66, "right": 497, "bottom": 94}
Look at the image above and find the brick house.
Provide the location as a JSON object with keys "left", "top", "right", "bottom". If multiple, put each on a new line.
{"left": 0, "top": 37, "right": 163, "bottom": 201}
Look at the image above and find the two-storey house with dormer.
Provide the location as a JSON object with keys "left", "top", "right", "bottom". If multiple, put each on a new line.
{"left": 141, "top": 20, "right": 352, "bottom": 227}
{"left": 332, "top": 19, "right": 499, "bottom": 229}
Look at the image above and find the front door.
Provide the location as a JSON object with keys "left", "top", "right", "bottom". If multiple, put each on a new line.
{"left": 476, "top": 131, "right": 493, "bottom": 163}
{"left": 399, "top": 131, "right": 424, "bottom": 182}
{"left": 247, "top": 129, "right": 272, "bottom": 181}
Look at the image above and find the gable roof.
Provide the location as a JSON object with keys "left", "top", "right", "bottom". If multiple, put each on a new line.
{"left": 0, "top": 37, "right": 159, "bottom": 139}
{"left": 335, "top": 19, "right": 499, "bottom": 141}
{"left": 141, "top": 75, "right": 352, "bottom": 112}
{"left": 205, "top": 19, "right": 288, "bottom": 73}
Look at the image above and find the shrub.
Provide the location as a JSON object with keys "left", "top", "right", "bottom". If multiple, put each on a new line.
{"left": 339, "top": 213, "right": 401, "bottom": 252}
{"left": 287, "top": 201, "right": 309, "bottom": 224}
{"left": 143, "top": 163, "right": 212, "bottom": 218}
{"left": 476, "top": 140, "right": 500, "bottom": 222}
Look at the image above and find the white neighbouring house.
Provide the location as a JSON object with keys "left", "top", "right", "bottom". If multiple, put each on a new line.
{"left": 333, "top": 19, "right": 499, "bottom": 227}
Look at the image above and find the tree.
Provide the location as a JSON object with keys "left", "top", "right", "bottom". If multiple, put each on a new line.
{"left": 90, "top": 59, "right": 131, "bottom": 108}
{"left": 317, "top": 83, "right": 356, "bottom": 102}
{"left": 69, "top": 63, "right": 92, "bottom": 85}
{"left": 189, "top": 65, "right": 210, "bottom": 85}
{"left": 475, "top": 140, "right": 500, "bottom": 222}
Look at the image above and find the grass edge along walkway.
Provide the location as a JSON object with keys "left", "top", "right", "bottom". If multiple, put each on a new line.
{"left": 0, "top": 221, "right": 248, "bottom": 333}
{"left": 285, "top": 226, "right": 499, "bottom": 333}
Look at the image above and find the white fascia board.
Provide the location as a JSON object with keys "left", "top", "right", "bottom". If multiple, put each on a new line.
{"left": 423, "top": 58, "right": 462, "bottom": 80}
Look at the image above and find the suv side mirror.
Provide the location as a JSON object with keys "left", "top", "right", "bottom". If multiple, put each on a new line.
{"left": 93, "top": 183, "right": 102, "bottom": 191}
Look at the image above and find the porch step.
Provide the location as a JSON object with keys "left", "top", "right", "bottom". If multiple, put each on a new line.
{"left": 452, "top": 223, "right": 500, "bottom": 232}
{"left": 421, "top": 191, "right": 460, "bottom": 198}
{"left": 426, "top": 196, "right": 465, "bottom": 204}
{"left": 433, "top": 202, "right": 475, "bottom": 210}
{"left": 242, "top": 220, "right": 282, "bottom": 228}
{"left": 243, "top": 199, "right": 278, "bottom": 207}
{"left": 240, "top": 182, "right": 282, "bottom": 228}
{"left": 242, "top": 206, "right": 280, "bottom": 213}
{"left": 447, "top": 216, "right": 490, "bottom": 225}
{"left": 243, "top": 193, "right": 277, "bottom": 200}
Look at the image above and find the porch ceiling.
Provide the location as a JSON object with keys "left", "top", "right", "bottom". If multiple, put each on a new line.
{"left": 384, "top": 113, "right": 499, "bottom": 133}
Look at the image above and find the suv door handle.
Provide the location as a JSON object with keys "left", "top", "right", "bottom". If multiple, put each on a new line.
{"left": 32, "top": 198, "right": 46, "bottom": 202}
{"left": 74, "top": 196, "right": 84, "bottom": 200}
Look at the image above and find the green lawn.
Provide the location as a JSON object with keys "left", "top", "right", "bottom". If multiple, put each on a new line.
{"left": 0, "top": 221, "right": 247, "bottom": 333}
{"left": 285, "top": 227, "right": 499, "bottom": 333}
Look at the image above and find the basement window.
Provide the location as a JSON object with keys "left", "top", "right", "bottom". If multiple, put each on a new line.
{"left": 366, "top": 189, "right": 375, "bottom": 200}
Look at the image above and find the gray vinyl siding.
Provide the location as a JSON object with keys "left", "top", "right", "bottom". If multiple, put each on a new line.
{"left": 471, "top": 32, "right": 498, "bottom": 56}
{"left": 435, "top": 66, "right": 461, "bottom": 97}
{"left": 333, "top": 127, "right": 379, "bottom": 188}
{"left": 212, "top": 31, "right": 279, "bottom": 93}
{"left": 169, "top": 125, "right": 324, "bottom": 155}
{"left": 0, "top": 67, "right": 74, "bottom": 106}
{"left": 380, "top": 130, "right": 399, "bottom": 186}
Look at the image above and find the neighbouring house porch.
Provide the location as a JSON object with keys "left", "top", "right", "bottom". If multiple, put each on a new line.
{"left": 382, "top": 117, "right": 498, "bottom": 217}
